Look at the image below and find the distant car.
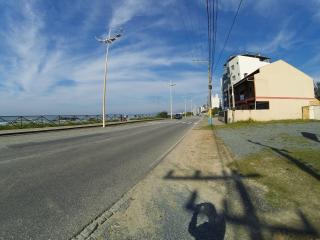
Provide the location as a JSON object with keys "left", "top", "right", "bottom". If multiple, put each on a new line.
{"left": 174, "top": 114, "right": 182, "bottom": 119}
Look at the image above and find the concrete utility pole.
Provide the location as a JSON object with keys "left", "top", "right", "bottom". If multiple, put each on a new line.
{"left": 169, "top": 80, "right": 176, "bottom": 119}
{"left": 96, "top": 29, "right": 122, "bottom": 128}
{"left": 190, "top": 99, "right": 193, "bottom": 115}
{"left": 192, "top": 59, "right": 212, "bottom": 124}
{"left": 208, "top": 68, "right": 213, "bottom": 125}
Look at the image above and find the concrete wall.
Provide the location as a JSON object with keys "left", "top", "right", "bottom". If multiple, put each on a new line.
{"left": 254, "top": 60, "right": 315, "bottom": 99}
{"left": 310, "top": 106, "right": 320, "bottom": 120}
{"left": 227, "top": 99, "right": 314, "bottom": 122}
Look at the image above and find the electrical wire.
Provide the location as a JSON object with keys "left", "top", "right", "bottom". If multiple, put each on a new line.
{"left": 214, "top": 0, "right": 244, "bottom": 72}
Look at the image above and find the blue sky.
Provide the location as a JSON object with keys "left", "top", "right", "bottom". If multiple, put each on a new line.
{"left": 0, "top": 0, "right": 319, "bottom": 115}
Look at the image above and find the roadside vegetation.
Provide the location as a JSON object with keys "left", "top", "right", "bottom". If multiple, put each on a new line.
{"left": 0, "top": 119, "right": 103, "bottom": 130}
{"left": 214, "top": 119, "right": 320, "bottom": 129}
{"left": 0, "top": 117, "right": 161, "bottom": 131}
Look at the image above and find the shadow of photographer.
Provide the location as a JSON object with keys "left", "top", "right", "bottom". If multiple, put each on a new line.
{"left": 185, "top": 191, "right": 226, "bottom": 240}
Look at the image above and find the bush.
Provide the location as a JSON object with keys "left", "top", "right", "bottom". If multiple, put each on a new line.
{"left": 156, "top": 111, "right": 169, "bottom": 118}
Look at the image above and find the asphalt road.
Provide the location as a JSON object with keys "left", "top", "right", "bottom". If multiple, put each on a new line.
{"left": 0, "top": 117, "right": 200, "bottom": 240}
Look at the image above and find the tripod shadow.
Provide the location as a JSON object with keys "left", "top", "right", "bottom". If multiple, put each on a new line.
{"left": 247, "top": 139, "right": 320, "bottom": 181}
{"left": 185, "top": 191, "right": 226, "bottom": 240}
{"left": 301, "top": 132, "right": 320, "bottom": 143}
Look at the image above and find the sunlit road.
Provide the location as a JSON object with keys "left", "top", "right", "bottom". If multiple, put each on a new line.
{"left": 0, "top": 117, "right": 199, "bottom": 240}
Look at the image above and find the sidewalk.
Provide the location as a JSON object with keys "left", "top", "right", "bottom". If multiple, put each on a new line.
{"left": 73, "top": 118, "right": 318, "bottom": 240}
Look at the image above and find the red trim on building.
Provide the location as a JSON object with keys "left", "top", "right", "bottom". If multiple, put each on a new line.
{"left": 256, "top": 96, "right": 314, "bottom": 100}
{"left": 235, "top": 97, "right": 255, "bottom": 104}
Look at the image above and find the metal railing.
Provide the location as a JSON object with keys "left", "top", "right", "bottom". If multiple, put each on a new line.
{"left": 0, "top": 114, "right": 156, "bottom": 128}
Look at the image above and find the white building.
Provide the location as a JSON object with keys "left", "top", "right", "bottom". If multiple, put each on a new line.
{"left": 211, "top": 94, "right": 220, "bottom": 109}
{"left": 222, "top": 53, "right": 270, "bottom": 109}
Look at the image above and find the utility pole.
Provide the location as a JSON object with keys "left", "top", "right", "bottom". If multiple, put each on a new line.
{"left": 208, "top": 67, "right": 213, "bottom": 125}
{"left": 192, "top": 59, "right": 212, "bottom": 124}
{"left": 169, "top": 80, "right": 176, "bottom": 119}
{"left": 190, "top": 99, "right": 193, "bottom": 116}
{"left": 96, "top": 29, "right": 122, "bottom": 128}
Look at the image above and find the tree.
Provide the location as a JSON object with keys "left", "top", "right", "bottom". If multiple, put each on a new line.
{"left": 156, "top": 111, "right": 169, "bottom": 118}
{"left": 315, "top": 81, "right": 320, "bottom": 100}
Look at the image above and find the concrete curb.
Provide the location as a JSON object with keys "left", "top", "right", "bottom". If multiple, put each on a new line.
{"left": 69, "top": 118, "right": 201, "bottom": 240}
{"left": 0, "top": 119, "right": 165, "bottom": 136}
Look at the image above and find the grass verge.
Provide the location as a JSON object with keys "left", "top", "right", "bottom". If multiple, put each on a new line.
{"left": 228, "top": 149, "right": 320, "bottom": 221}
{"left": 214, "top": 119, "right": 320, "bottom": 129}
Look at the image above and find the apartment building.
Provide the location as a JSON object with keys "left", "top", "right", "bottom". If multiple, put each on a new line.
{"left": 225, "top": 60, "right": 316, "bottom": 122}
{"left": 222, "top": 53, "right": 270, "bottom": 109}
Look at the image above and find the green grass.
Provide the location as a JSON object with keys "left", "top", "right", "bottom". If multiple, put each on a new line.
{"left": 228, "top": 149, "right": 320, "bottom": 219}
{"left": 196, "top": 124, "right": 214, "bottom": 130}
{"left": 214, "top": 119, "right": 320, "bottom": 129}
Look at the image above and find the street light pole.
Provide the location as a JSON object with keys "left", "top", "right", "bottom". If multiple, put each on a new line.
{"left": 184, "top": 98, "right": 187, "bottom": 118}
{"left": 169, "top": 80, "right": 176, "bottom": 119}
{"left": 102, "top": 29, "right": 111, "bottom": 128}
{"left": 96, "top": 29, "right": 122, "bottom": 128}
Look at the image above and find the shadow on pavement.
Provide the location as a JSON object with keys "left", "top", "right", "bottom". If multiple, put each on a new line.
{"left": 164, "top": 169, "right": 319, "bottom": 240}
{"left": 185, "top": 191, "right": 226, "bottom": 240}
{"left": 247, "top": 139, "right": 320, "bottom": 181}
{"left": 301, "top": 132, "right": 320, "bottom": 143}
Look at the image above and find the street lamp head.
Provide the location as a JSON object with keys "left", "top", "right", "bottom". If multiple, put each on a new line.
{"left": 95, "top": 32, "right": 122, "bottom": 45}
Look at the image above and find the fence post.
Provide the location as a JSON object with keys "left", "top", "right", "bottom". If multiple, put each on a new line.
{"left": 20, "top": 116, "right": 22, "bottom": 128}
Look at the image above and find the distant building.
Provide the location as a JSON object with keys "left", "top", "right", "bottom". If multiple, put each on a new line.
{"left": 200, "top": 105, "right": 207, "bottom": 113}
{"left": 222, "top": 53, "right": 270, "bottom": 109}
{"left": 211, "top": 94, "right": 220, "bottom": 109}
{"left": 223, "top": 60, "right": 317, "bottom": 122}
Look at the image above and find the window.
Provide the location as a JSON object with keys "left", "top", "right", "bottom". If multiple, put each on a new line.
{"left": 232, "top": 76, "right": 236, "bottom": 81}
{"left": 256, "top": 101, "right": 269, "bottom": 109}
{"left": 238, "top": 73, "right": 240, "bottom": 76}
{"left": 231, "top": 65, "right": 234, "bottom": 70}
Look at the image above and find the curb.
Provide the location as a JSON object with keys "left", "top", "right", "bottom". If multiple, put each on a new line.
{"left": 69, "top": 118, "right": 200, "bottom": 240}
{"left": 0, "top": 119, "right": 165, "bottom": 136}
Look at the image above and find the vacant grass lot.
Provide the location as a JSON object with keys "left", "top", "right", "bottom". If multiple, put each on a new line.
{"left": 215, "top": 120, "right": 320, "bottom": 239}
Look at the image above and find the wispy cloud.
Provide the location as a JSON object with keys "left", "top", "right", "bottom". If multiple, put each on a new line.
{"left": 246, "top": 19, "right": 301, "bottom": 54}
{"left": 0, "top": 0, "right": 207, "bottom": 115}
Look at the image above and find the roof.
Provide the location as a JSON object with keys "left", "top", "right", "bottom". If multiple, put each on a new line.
{"left": 226, "top": 53, "right": 270, "bottom": 64}
{"left": 233, "top": 69, "right": 259, "bottom": 88}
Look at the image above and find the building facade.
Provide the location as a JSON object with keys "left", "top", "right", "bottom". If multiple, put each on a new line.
{"left": 211, "top": 94, "right": 220, "bottom": 109}
{"left": 225, "top": 60, "right": 317, "bottom": 122}
{"left": 222, "top": 53, "right": 270, "bottom": 109}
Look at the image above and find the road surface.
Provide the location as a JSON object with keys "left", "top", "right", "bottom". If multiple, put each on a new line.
{"left": 0, "top": 117, "right": 199, "bottom": 240}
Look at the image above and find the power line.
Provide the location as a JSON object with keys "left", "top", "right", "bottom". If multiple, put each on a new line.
{"left": 214, "top": 0, "right": 244, "bottom": 72}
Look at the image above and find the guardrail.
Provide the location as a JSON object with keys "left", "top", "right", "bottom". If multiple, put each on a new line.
{"left": 0, "top": 114, "right": 155, "bottom": 129}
